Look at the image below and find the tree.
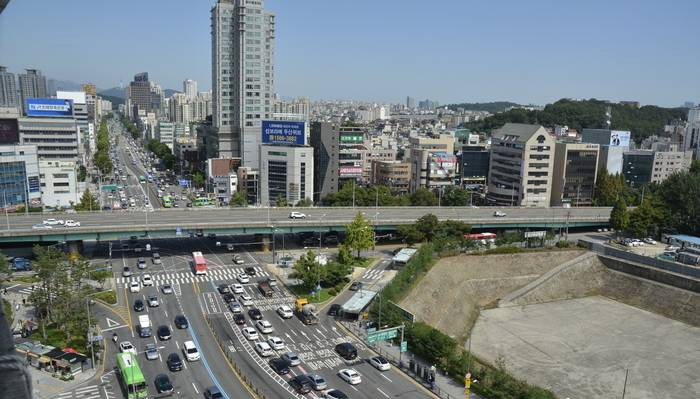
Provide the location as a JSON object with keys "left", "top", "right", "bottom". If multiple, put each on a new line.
{"left": 398, "top": 224, "right": 424, "bottom": 245}
{"left": 658, "top": 169, "right": 700, "bottom": 236}
{"left": 627, "top": 197, "right": 666, "bottom": 238}
{"left": 345, "top": 213, "right": 375, "bottom": 257}
{"left": 441, "top": 187, "right": 470, "bottom": 206}
{"left": 275, "top": 194, "right": 288, "bottom": 207}
{"left": 291, "top": 250, "right": 321, "bottom": 291}
{"left": 337, "top": 244, "right": 354, "bottom": 266}
{"left": 296, "top": 198, "right": 313, "bottom": 207}
{"left": 191, "top": 170, "right": 205, "bottom": 188}
{"left": 410, "top": 188, "right": 438, "bottom": 206}
{"left": 74, "top": 189, "right": 99, "bottom": 212}
{"left": 77, "top": 165, "right": 87, "bottom": 182}
{"left": 593, "top": 169, "right": 630, "bottom": 206}
{"left": 416, "top": 214, "right": 440, "bottom": 241}
{"left": 609, "top": 198, "right": 629, "bottom": 233}
{"left": 0, "top": 249, "right": 11, "bottom": 284}
{"left": 229, "top": 191, "right": 247, "bottom": 207}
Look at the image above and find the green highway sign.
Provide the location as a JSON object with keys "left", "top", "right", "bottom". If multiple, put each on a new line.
{"left": 400, "top": 341, "right": 408, "bottom": 353}
{"left": 367, "top": 327, "right": 399, "bottom": 343}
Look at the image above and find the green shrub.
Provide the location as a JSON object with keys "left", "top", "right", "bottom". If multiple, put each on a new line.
{"left": 93, "top": 290, "right": 117, "bottom": 304}
{"left": 555, "top": 240, "right": 571, "bottom": 248}
{"left": 328, "top": 288, "right": 338, "bottom": 296}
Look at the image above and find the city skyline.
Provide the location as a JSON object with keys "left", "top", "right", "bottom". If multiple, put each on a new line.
{"left": 1, "top": 0, "right": 699, "bottom": 106}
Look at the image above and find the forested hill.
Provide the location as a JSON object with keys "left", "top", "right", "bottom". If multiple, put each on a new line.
{"left": 445, "top": 101, "right": 520, "bottom": 113}
{"left": 464, "top": 99, "right": 687, "bottom": 143}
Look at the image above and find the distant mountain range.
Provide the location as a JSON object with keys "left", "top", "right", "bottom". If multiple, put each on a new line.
{"left": 445, "top": 101, "right": 522, "bottom": 113}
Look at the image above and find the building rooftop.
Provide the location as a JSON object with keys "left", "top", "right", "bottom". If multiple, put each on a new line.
{"left": 493, "top": 123, "right": 547, "bottom": 142}
{"left": 341, "top": 289, "right": 377, "bottom": 314}
{"left": 669, "top": 235, "right": 700, "bottom": 247}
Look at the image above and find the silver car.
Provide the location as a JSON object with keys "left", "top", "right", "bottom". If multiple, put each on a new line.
{"left": 307, "top": 374, "right": 327, "bottom": 391}
{"left": 145, "top": 344, "right": 158, "bottom": 360}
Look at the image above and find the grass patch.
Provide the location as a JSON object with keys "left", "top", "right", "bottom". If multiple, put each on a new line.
{"left": 28, "top": 324, "right": 89, "bottom": 355}
{"left": 10, "top": 275, "right": 40, "bottom": 284}
{"left": 3, "top": 299, "right": 12, "bottom": 324}
{"left": 350, "top": 256, "right": 375, "bottom": 268}
{"left": 288, "top": 285, "right": 334, "bottom": 304}
{"left": 93, "top": 290, "right": 117, "bottom": 305}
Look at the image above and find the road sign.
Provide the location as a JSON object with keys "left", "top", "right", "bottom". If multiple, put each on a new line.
{"left": 92, "top": 335, "right": 103, "bottom": 342}
{"left": 525, "top": 230, "right": 546, "bottom": 238}
{"left": 176, "top": 227, "right": 182, "bottom": 236}
{"left": 367, "top": 327, "right": 377, "bottom": 334}
{"left": 366, "top": 327, "right": 399, "bottom": 343}
{"left": 389, "top": 301, "right": 416, "bottom": 323}
{"left": 400, "top": 341, "right": 408, "bottom": 353}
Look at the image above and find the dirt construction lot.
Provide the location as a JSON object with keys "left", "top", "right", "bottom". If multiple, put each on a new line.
{"left": 471, "top": 296, "right": 700, "bottom": 399}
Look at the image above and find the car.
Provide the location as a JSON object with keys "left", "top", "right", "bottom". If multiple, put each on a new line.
{"left": 229, "top": 301, "right": 242, "bottom": 313}
{"left": 289, "top": 374, "right": 313, "bottom": 394}
{"left": 129, "top": 281, "right": 141, "bottom": 293}
{"left": 222, "top": 293, "right": 236, "bottom": 303}
{"left": 174, "top": 314, "right": 188, "bottom": 329}
{"left": 268, "top": 357, "right": 291, "bottom": 375}
{"left": 133, "top": 299, "right": 144, "bottom": 312}
{"left": 232, "top": 254, "right": 245, "bottom": 264}
{"left": 147, "top": 295, "right": 159, "bottom": 307}
{"left": 161, "top": 284, "right": 173, "bottom": 295}
{"left": 122, "top": 266, "right": 133, "bottom": 277}
{"left": 338, "top": 368, "right": 361, "bottom": 385}
{"left": 266, "top": 277, "right": 278, "bottom": 287}
{"left": 157, "top": 325, "right": 171, "bottom": 340}
{"left": 335, "top": 343, "right": 358, "bottom": 360}
{"left": 289, "top": 211, "right": 306, "bottom": 219}
{"left": 204, "top": 386, "right": 224, "bottom": 399}
{"left": 207, "top": 233, "right": 217, "bottom": 239}
{"left": 349, "top": 281, "right": 363, "bottom": 291}
{"left": 236, "top": 273, "right": 250, "bottom": 284}
{"left": 244, "top": 266, "right": 256, "bottom": 276}
{"left": 267, "top": 336, "right": 285, "bottom": 351}
{"left": 255, "top": 341, "right": 274, "bottom": 357}
{"left": 226, "top": 243, "right": 236, "bottom": 251}
{"left": 183, "top": 340, "right": 200, "bottom": 361}
{"left": 248, "top": 308, "right": 263, "bottom": 320}
{"left": 369, "top": 355, "right": 391, "bottom": 371}
{"left": 154, "top": 374, "right": 174, "bottom": 395}
{"left": 64, "top": 220, "right": 81, "bottom": 227}
{"left": 152, "top": 253, "right": 161, "bottom": 264}
{"left": 42, "top": 218, "right": 64, "bottom": 226}
{"left": 239, "top": 294, "right": 253, "bottom": 306}
{"left": 281, "top": 351, "right": 301, "bottom": 366}
{"left": 167, "top": 353, "right": 183, "bottom": 371}
{"left": 643, "top": 237, "right": 657, "bottom": 245}
{"left": 231, "top": 283, "right": 244, "bottom": 294}
{"left": 144, "top": 343, "right": 158, "bottom": 360}
{"left": 666, "top": 245, "right": 681, "bottom": 252}
{"left": 141, "top": 274, "right": 153, "bottom": 286}
{"left": 276, "top": 305, "right": 293, "bottom": 319}
{"left": 324, "top": 389, "right": 349, "bottom": 399}
{"left": 119, "top": 341, "right": 136, "bottom": 354}
{"left": 256, "top": 320, "right": 274, "bottom": 334}
{"left": 186, "top": 203, "right": 192, "bottom": 208}
{"left": 307, "top": 374, "right": 328, "bottom": 391}
{"left": 493, "top": 211, "right": 507, "bottom": 217}
{"left": 328, "top": 304, "right": 342, "bottom": 316}
{"left": 233, "top": 313, "right": 246, "bottom": 325}
{"left": 242, "top": 327, "right": 259, "bottom": 340}
{"left": 32, "top": 223, "right": 52, "bottom": 230}
{"left": 218, "top": 284, "right": 231, "bottom": 294}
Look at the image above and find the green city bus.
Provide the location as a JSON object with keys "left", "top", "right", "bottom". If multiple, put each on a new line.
{"left": 193, "top": 197, "right": 214, "bottom": 207}
{"left": 162, "top": 195, "right": 174, "bottom": 208}
{"left": 138, "top": 175, "right": 146, "bottom": 183}
{"left": 116, "top": 353, "right": 148, "bottom": 399}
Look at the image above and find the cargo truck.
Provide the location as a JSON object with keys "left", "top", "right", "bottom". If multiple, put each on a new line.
{"left": 258, "top": 280, "right": 274, "bottom": 297}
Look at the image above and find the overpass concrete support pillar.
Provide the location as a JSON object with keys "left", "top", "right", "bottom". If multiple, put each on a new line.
{"left": 257, "top": 234, "right": 272, "bottom": 252}
{"left": 66, "top": 240, "right": 83, "bottom": 259}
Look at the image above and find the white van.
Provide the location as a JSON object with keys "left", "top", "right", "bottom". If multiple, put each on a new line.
{"left": 183, "top": 340, "right": 200, "bottom": 361}
{"left": 138, "top": 315, "right": 151, "bottom": 338}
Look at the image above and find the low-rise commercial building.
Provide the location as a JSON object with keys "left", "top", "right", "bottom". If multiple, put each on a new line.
{"left": 408, "top": 134, "right": 455, "bottom": 192}
{"left": 371, "top": 160, "right": 411, "bottom": 194}
{"left": 39, "top": 160, "right": 78, "bottom": 209}
{"left": 622, "top": 150, "right": 654, "bottom": 187}
{"left": 0, "top": 144, "right": 41, "bottom": 208}
{"left": 551, "top": 142, "right": 599, "bottom": 207}
{"left": 458, "top": 144, "right": 490, "bottom": 189}
{"left": 651, "top": 150, "right": 693, "bottom": 183}
{"left": 259, "top": 144, "right": 314, "bottom": 206}
{"left": 581, "top": 129, "right": 630, "bottom": 174}
{"left": 18, "top": 117, "right": 79, "bottom": 160}
{"left": 206, "top": 158, "right": 240, "bottom": 205}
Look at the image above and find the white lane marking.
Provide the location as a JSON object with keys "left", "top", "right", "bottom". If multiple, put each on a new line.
{"left": 350, "top": 385, "right": 359, "bottom": 391}
{"left": 381, "top": 373, "right": 393, "bottom": 383}
{"left": 191, "top": 382, "right": 199, "bottom": 394}
{"left": 377, "top": 387, "right": 390, "bottom": 398}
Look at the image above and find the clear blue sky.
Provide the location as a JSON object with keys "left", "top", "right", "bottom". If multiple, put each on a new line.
{"left": 1, "top": 0, "right": 698, "bottom": 106}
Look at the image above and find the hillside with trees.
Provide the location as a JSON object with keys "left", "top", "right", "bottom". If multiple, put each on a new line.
{"left": 445, "top": 101, "right": 520, "bottom": 113}
{"left": 464, "top": 99, "right": 687, "bottom": 144}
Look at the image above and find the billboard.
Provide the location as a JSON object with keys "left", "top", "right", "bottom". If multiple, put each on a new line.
{"left": 262, "top": 120, "right": 305, "bottom": 145}
{"left": 0, "top": 118, "right": 19, "bottom": 144}
{"left": 340, "top": 134, "right": 364, "bottom": 143}
{"left": 25, "top": 98, "right": 74, "bottom": 118}
{"left": 609, "top": 130, "right": 631, "bottom": 147}
{"left": 339, "top": 166, "right": 364, "bottom": 176}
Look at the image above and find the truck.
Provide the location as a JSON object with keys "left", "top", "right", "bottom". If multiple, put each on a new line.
{"left": 294, "top": 298, "right": 319, "bottom": 325}
{"left": 258, "top": 280, "right": 274, "bottom": 298}
{"left": 138, "top": 315, "right": 151, "bottom": 338}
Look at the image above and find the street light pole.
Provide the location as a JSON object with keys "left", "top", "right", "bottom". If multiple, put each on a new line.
{"left": 86, "top": 299, "right": 95, "bottom": 369}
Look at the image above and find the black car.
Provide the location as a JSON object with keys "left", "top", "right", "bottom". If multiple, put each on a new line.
{"left": 157, "top": 325, "right": 171, "bottom": 340}
{"left": 174, "top": 314, "right": 188, "bottom": 329}
{"left": 222, "top": 293, "right": 236, "bottom": 303}
{"left": 325, "top": 389, "right": 349, "bottom": 399}
{"left": 288, "top": 374, "right": 313, "bottom": 394}
{"left": 349, "top": 281, "right": 363, "bottom": 291}
{"left": 335, "top": 342, "right": 358, "bottom": 360}
{"left": 269, "top": 357, "right": 291, "bottom": 375}
{"left": 218, "top": 284, "right": 231, "bottom": 294}
{"left": 133, "top": 299, "right": 144, "bottom": 312}
{"left": 327, "top": 304, "right": 341, "bottom": 317}
{"left": 244, "top": 266, "right": 256, "bottom": 276}
{"left": 233, "top": 313, "right": 246, "bottom": 325}
{"left": 247, "top": 308, "right": 262, "bottom": 320}
{"left": 154, "top": 374, "right": 174, "bottom": 394}
{"left": 167, "top": 353, "right": 183, "bottom": 371}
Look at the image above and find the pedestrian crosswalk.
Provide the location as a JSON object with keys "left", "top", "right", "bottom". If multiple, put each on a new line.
{"left": 55, "top": 384, "right": 102, "bottom": 399}
{"left": 116, "top": 266, "right": 270, "bottom": 286}
{"left": 361, "top": 269, "right": 385, "bottom": 280}
{"left": 16, "top": 286, "right": 56, "bottom": 299}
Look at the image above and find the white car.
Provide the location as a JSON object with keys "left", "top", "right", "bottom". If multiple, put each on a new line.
{"left": 231, "top": 284, "right": 244, "bottom": 294}
{"left": 276, "top": 305, "right": 293, "bottom": 319}
{"left": 119, "top": 341, "right": 137, "bottom": 354}
{"left": 129, "top": 281, "right": 141, "bottom": 293}
{"left": 289, "top": 211, "right": 306, "bottom": 219}
{"left": 32, "top": 223, "right": 52, "bottom": 230}
{"left": 239, "top": 294, "right": 253, "bottom": 306}
{"left": 64, "top": 220, "right": 81, "bottom": 227}
{"left": 255, "top": 320, "right": 274, "bottom": 334}
{"left": 643, "top": 237, "right": 657, "bottom": 245}
{"left": 229, "top": 301, "right": 242, "bottom": 313}
{"left": 42, "top": 218, "right": 64, "bottom": 226}
{"left": 254, "top": 342, "right": 274, "bottom": 357}
{"left": 142, "top": 274, "right": 153, "bottom": 286}
{"left": 267, "top": 336, "right": 285, "bottom": 351}
{"left": 242, "top": 327, "right": 259, "bottom": 341}
{"left": 338, "top": 368, "right": 361, "bottom": 385}
{"left": 493, "top": 211, "right": 507, "bottom": 218}
{"left": 369, "top": 356, "right": 391, "bottom": 371}
{"left": 236, "top": 273, "right": 250, "bottom": 284}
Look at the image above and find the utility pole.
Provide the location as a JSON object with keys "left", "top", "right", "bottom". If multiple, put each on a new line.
{"left": 86, "top": 299, "right": 95, "bottom": 369}
{"left": 621, "top": 368, "right": 629, "bottom": 399}
{"left": 352, "top": 180, "right": 356, "bottom": 208}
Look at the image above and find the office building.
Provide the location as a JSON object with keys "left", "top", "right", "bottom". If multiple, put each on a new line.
{"left": 39, "top": 160, "right": 78, "bottom": 209}
{"left": 212, "top": 0, "right": 275, "bottom": 165}
{"left": 651, "top": 150, "right": 693, "bottom": 184}
{"left": 18, "top": 117, "right": 79, "bottom": 160}
{"left": 408, "top": 134, "right": 455, "bottom": 192}
{"left": 0, "top": 144, "right": 41, "bottom": 208}
{"left": 18, "top": 69, "right": 47, "bottom": 110}
{"left": 487, "top": 123, "right": 555, "bottom": 207}
{"left": 338, "top": 126, "right": 368, "bottom": 188}
{"left": 459, "top": 144, "right": 490, "bottom": 188}
{"left": 622, "top": 150, "right": 654, "bottom": 187}
{"left": 0, "top": 66, "right": 18, "bottom": 107}
{"left": 128, "top": 72, "right": 152, "bottom": 119}
{"left": 550, "top": 142, "right": 599, "bottom": 207}
{"left": 183, "top": 79, "right": 198, "bottom": 99}
{"left": 406, "top": 96, "right": 415, "bottom": 110}
{"left": 371, "top": 160, "right": 411, "bottom": 195}
{"left": 56, "top": 91, "right": 89, "bottom": 160}
{"left": 581, "top": 129, "right": 631, "bottom": 174}
{"left": 0, "top": 113, "right": 20, "bottom": 145}
{"left": 259, "top": 144, "right": 313, "bottom": 206}
{"left": 310, "top": 122, "right": 339, "bottom": 201}
{"left": 206, "top": 158, "right": 240, "bottom": 204}
{"left": 157, "top": 121, "right": 174, "bottom": 150}
{"left": 684, "top": 107, "right": 700, "bottom": 157}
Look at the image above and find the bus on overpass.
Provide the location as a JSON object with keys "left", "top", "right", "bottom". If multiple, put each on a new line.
{"left": 116, "top": 353, "right": 147, "bottom": 399}
{"left": 162, "top": 195, "right": 173, "bottom": 208}
{"left": 192, "top": 251, "right": 208, "bottom": 275}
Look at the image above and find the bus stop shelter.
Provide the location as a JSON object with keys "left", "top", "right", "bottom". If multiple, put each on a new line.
{"left": 341, "top": 289, "right": 377, "bottom": 320}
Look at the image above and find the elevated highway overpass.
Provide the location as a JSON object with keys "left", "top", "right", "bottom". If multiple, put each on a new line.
{"left": 0, "top": 206, "right": 611, "bottom": 243}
